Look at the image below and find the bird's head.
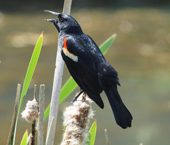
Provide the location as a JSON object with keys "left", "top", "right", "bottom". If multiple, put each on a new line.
{"left": 44, "top": 10, "right": 82, "bottom": 34}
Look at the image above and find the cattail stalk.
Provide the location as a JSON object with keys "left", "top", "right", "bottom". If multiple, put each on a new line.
{"left": 30, "top": 120, "right": 36, "bottom": 145}
{"left": 46, "top": 0, "right": 72, "bottom": 145}
{"left": 37, "top": 84, "right": 45, "bottom": 145}
{"left": 6, "top": 84, "right": 21, "bottom": 145}
{"left": 104, "top": 129, "right": 109, "bottom": 145}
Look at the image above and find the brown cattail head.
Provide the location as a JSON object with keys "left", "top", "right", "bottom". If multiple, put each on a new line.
{"left": 61, "top": 93, "right": 94, "bottom": 145}
{"left": 21, "top": 98, "right": 39, "bottom": 123}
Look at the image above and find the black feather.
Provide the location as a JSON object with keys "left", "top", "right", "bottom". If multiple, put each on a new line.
{"left": 104, "top": 87, "right": 132, "bottom": 128}
{"left": 46, "top": 11, "right": 133, "bottom": 128}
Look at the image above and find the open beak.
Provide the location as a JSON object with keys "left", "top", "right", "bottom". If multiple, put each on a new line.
{"left": 44, "top": 10, "right": 60, "bottom": 22}
{"left": 44, "top": 10, "right": 60, "bottom": 32}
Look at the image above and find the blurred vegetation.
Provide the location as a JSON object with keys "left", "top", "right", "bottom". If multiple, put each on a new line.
{"left": 1, "top": 0, "right": 170, "bottom": 12}
{"left": 1, "top": 7, "right": 170, "bottom": 145}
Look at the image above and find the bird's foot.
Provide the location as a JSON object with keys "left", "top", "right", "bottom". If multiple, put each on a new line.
{"left": 71, "top": 90, "right": 84, "bottom": 104}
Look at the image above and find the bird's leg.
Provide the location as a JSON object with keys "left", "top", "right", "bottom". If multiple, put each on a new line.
{"left": 71, "top": 90, "right": 84, "bottom": 104}
{"left": 81, "top": 92, "right": 86, "bottom": 101}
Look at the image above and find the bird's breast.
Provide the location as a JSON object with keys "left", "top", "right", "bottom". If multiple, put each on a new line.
{"left": 62, "top": 38, "right": 78, "bottom": 62}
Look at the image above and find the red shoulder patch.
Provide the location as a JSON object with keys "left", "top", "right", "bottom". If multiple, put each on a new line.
{"left": 63, "top": 38, "right": 67, "bottom": 49}
{"left": 62, "top": 38, "right": 78, "bottom": 62}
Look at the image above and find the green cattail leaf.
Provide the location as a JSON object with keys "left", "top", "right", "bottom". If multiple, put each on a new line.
{"left": 44, "top": 77, "right": 77, "bottom": 120}
{"left": 11, "top": 32, "right": 43, "bottom": 145}
{"left": 59, "top": 77, "right": 77, "bottom": 104}
{"left": 20, "top": 130, "right": 28, "bottom": 145}
{"left": 44, "top": 34, "right": 116, "bottom": 120}
{"left": 100, "top": 34, "right": 116, "bottom": 54}
{"left": 19, "top": 31, "right": 43, "bottom": 112}
{"left": 86, "top": 120, "right": 97, "bottom": 145}
{"left": 44, "top": 103, "right": 50, "bottom": 120}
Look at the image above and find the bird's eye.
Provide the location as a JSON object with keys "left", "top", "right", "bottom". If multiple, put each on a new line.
{"left": 59, "top": 17, "right": 65, "bottom": 22}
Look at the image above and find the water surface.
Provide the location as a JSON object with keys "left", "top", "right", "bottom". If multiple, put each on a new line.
{"left": 0, "top": 9, "right": 170, "bottom": 145}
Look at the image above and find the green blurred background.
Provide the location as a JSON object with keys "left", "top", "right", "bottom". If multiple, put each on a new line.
{"left": 1, "top": 0, "right": 170, "bottom": 145}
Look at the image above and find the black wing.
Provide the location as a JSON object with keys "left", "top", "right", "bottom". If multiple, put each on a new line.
{"left": 61, "top": 35, "right": 104, "bottom": 108}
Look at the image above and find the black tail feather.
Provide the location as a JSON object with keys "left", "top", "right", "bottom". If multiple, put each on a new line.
{"left": 104, "top": 86, "right": 132, "bottom": 129}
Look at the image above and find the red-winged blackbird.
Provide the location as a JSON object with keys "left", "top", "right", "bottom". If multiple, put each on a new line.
{"left": 45, "top": 10, "right": 133, "bottom": 129}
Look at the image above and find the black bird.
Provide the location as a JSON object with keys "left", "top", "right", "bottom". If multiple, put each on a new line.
{"left": 45, "top": 10, "right": 133, "bottom": 129}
